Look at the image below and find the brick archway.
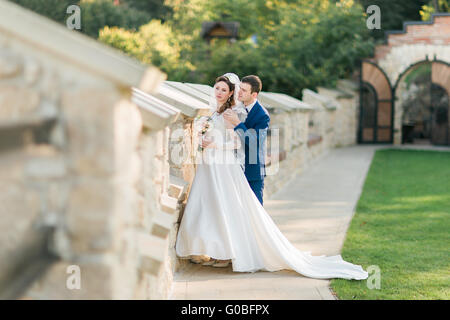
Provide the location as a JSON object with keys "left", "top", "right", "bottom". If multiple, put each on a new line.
{"left": 359, "top": 61, "right": 393, "bottom": 143}
{"left": 359, "top": 13, "right": 450, "bottom": 145}
{"left": 431, "top": 61, "right": 450, "bottom": 95}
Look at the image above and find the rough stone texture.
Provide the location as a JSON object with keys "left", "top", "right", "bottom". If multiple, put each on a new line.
{"left": 0, "top": 50, "right": 22, "bottom": 78}
{"left": 0, "top": 11, "right": 163, "bottom": 299}
{"left": 380, "top": 44, "right": 450, "bottom": 86}
{"left": 0, "top": 85, "right": 41, "bottom": 119}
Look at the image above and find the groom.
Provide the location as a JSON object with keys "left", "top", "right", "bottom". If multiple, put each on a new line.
{"left": 224, "top": 75, "right": 270, "bottom": 205}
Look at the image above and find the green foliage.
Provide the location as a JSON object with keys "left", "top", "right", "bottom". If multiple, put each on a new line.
{"left": 8, "top": 0, "right": 382, "bottom": 98}
{"left": 79, "top": 0, "right": 151, "bottom": 38}
{"left": 420, "top": 0, "right": 450, "bottom": 21}
{"left": 96, "top": 0, "right": 376, "bottom": 97}
{"left": 99, "top": 20, "right": 192, "bottom": 79}
{"left": 257, "top": 1, "right": 374, "bottom": 96}
{"left": 7, "top": 0, "right": 75, "bottom": 24}
{"left": 8, "top": 0, "right": 152, "bottom": 38}
{"left": 177, "top": 0, "right": 374, "bottom": 97}
{"left": 120, "top": 0, "right": 172, "bottom": 21}
{"left": 404, "top": 63, "right": 432, "bottom": 88}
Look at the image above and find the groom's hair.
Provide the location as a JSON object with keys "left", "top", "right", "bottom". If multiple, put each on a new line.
{"left": 241, "top": 75, "right": 262, "bottom": 94}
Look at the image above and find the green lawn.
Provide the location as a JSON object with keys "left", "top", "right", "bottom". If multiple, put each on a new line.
{"left": 330, "top": 149, "right": 450, "bottom": 300}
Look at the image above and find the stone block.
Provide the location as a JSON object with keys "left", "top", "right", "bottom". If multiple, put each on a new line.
{"left": 114, "top": 99, "right": 143, "bottom": 173}
{"left": 160, "top": 193, "right": 178, "bottom": 214}
{"left": 65, "top": 180, "right": 120, "bottom": 254}
{"left": 0, "top": 184, "right": 41, "bottom": 275}
{"left": 24, "top": 156, "right": 66, "bottom": 179}
{"left": 151, "top": 210, "right": 176, "bottom": 239}
{"left": 0, "top": 85, "right": 40, "bottom": 119}
{"left": 23, "top": 57, "right": 41, "bottom": 86}
{"left": 0, "top": 50, "right": 22, "bottom": 78}
{"left": 138, "top": 233, "right": 168, "bottom": 276}
{"left": 24, "top": 257, "right": 119, "bottom": 299}
{"left": 61, "top": 88, "right": 119, "bottom": 176}
{"left": 168, "top": 175, "right": 188, "bottom": 200}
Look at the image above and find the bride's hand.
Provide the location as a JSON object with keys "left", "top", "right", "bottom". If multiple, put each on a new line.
{"left": 201, "top": 137, "right": 215, "bottom": 149}
{"left": 224, "top": 118, "right": 235, "bottom": 129}
{"left": 223, "top": 109, "right": 241, "bottom": 127}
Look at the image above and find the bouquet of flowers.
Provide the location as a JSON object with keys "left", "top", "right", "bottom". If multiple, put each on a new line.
{"left": 195, "top": 112, "right": 216, "bottom": 152}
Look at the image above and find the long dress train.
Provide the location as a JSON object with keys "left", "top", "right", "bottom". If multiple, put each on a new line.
{"left": 175, "top": 112, "right": 368, "bottom": 280}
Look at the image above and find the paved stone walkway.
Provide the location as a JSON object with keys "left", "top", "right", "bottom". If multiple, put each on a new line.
{"left": 169, "top": 145, "right": 384, "bottom": 300}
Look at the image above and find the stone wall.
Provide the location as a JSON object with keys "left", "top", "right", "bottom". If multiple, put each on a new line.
{"left": 0, "top": 43, "right": 156, "bottom": 299}
{"left": 0, "top": 0, "right": 167, "bottom": 300}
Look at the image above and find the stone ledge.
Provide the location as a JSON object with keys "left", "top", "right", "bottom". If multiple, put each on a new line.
{"left": 184, "top": 83, "right": 213, "bottom": 97}
{"left": 165, "top": 81, "right": 211, "bottom": 106}
{"left": 155, "top": 83, "right": 210, "bottom": 118}
{"left": 258, "top": 92, "right": 292, "bottom": 112}
{"left": 151, "top": 210, "right": 176, "bottom": 239}
{"left": 265, "top": 92, "right": 315, "bottom": 111}
{"left": 160, "top": 193, "right": 179, "bottom": 214}
{"left": 168, "top": 175, "right": 188, "bottom": 201}
{"left": 138, "top": 233, "right": 168, "bottom": 276}
{"left": 132, "top": 87, "right": 180, "bottom": 131}
{"left": 302, "top": 89, "right": 336, "bottom": 110}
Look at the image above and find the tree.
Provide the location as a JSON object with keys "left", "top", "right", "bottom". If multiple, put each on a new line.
{"left": 8, "top": 0, "right": 153, "bottom": 38}
{"left": 7, "top": 0, "right": 74, "bottom": 23}
{"left": 9, "top": 0, "right": 378, "bottom": 99}
{"left": 79, "top": 0, "right": 152, "bottom": 37}
{"left": 119, "top": 0, "right": 172, "bottom": 21}
{"left": 185, "top": 0, "right": 374, "bottom": 97}
{"left": 99, "top": 20, "right": 192, "bottom": 79}
{"left": 420, "top": 0, "right": 450, "bottom": 21}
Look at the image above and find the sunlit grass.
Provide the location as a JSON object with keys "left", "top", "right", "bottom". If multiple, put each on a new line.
{"left": 330, "top": 149, "right": 450, "bottom": 300}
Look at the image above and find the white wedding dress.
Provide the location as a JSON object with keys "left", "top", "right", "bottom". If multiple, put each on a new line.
{"left": 175, "top": 109, "right": 368, "bottom": 280}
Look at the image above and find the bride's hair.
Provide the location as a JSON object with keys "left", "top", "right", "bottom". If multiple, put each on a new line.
{"left": 214, "top": 76, "right": 236, "bottom": 114}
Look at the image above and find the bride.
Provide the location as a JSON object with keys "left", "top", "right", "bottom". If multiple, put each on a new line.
{"left": 175, "top": 73, "right": 368, "bottom": 280}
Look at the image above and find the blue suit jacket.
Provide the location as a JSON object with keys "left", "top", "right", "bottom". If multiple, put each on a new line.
{"left": 233, "top": 100, "right": 270, "bottom": 181}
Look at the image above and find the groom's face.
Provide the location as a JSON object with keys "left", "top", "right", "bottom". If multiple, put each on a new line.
{"left": 238, "top": 83, "right": 256, "bottom": 104}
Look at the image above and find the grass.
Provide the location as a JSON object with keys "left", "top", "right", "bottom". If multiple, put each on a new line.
{"left": 330, "top": 149, "right": 450, "bottom": 300}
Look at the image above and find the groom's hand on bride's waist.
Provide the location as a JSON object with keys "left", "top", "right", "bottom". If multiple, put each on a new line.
{"left": 223, "top": 109, "right": 241, "bottom": 127}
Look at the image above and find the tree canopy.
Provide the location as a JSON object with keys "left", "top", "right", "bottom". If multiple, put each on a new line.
{"left": 8, "top": 0, "right": 448, "bottom": 98}
{"left": 100, "top": 0, "right": 375, "bottom": 97}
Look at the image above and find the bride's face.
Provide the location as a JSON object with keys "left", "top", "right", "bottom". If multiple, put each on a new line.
{"left": 214, "top": 81, "right": 233, "bottom": 104}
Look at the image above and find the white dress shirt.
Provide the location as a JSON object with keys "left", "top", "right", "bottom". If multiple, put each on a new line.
{"left": 245, "top": 100, "right": 258, "bottom": 113}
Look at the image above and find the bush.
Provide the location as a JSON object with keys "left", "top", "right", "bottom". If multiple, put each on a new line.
{"left": 7, "top": 0, "right": 74, "bottom": 24}
{"left": 99, "top": 20, "right": 191, "bottom": 79}
{"left": 79, "top": 0, "right": 151, "bottom": 38}
{"left": 8, "top": 0, "right": 152, "bottom": 38}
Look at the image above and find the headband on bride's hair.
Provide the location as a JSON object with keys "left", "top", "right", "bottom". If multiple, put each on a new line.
{"left": 222, "top": 73, "right": 240, "bottom": 85}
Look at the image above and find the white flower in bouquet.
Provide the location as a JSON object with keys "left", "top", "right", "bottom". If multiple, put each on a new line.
{"left": 195, "top": 112, "right": 216, "bottom": 152}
